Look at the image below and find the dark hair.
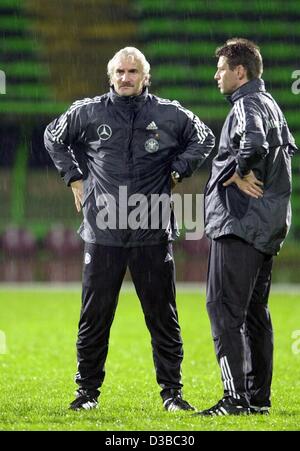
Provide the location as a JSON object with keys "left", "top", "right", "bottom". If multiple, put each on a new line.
{"left": 215, "top": 38, "right": 263, "bottom": 80}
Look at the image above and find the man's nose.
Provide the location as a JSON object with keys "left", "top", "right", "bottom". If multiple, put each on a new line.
{"left": 121, "top": 72, "right": 130, "bottom": 82}
{"left": 214, "top": 72, "right": 219, "bottom": 80}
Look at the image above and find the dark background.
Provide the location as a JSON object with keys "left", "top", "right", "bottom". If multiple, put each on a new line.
{"left": 0, "top": 0, "right": 299, "bottom": 282}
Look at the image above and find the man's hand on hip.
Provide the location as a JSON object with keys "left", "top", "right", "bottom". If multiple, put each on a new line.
{"left": 223, "top": 170, "right": 264, "bottom": 199}
{"left": 71, "top": 180, "right": 84, "bottom": 212}
{"left": 171, "top": 171, "right": 180, "bottom": 190}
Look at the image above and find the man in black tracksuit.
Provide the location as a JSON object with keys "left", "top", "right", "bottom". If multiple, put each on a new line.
{"left": 196, "top": 39, "right": 297, "bottom": 416}
{"left": 44, "top": 47, "right": 215, "bottom": 411}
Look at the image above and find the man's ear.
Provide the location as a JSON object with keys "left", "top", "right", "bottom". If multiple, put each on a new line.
{"left": 143, "top": 74, "right": 151, "bottom": 87}
{"left": 236, "top": 65, "right": 248, "bottom": 81}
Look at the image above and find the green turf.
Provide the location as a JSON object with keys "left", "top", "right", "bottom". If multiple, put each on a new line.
{"left": 0, "top": 289, "right": 299, "bottom": 431}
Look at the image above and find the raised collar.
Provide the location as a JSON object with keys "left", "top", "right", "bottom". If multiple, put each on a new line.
{"left": 108, "top": 86, "right": 149, "bottom": 107}
{"left": 227, "top": 78, "right": 266, "bottom": 104}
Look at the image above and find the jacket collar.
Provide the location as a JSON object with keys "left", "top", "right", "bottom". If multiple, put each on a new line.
{"left": 109, "top": 86, "right": 149, "bottom": 107}
{"left": 227, "top": 78, "right": 266, "bottom": 104}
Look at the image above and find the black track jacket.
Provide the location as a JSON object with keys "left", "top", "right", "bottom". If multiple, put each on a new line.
{"left": 44, "top": 88, "right": 215, "bottom": 246}
{"left": 205, "top": 78, "right": 297, "bottom": 255}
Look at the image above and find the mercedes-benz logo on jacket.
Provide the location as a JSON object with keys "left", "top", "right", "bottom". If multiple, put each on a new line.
{"left": 97, "top": 124, "right": 112, "bottom": 140}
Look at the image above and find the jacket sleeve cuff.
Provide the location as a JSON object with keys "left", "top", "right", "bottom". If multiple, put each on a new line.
{"left": 171, "top": 159, "right": 190, "bottom": 179}
{"left": 236, "top": 166, "right": 251, "bottom": 179}
{"left": 63, "top": 169, "right": 83, "bottom": 186}
{"left": 236, "top": 156, "right": 251, "bottom": 178}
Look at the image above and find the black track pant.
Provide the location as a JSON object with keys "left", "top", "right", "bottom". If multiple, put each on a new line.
{"left": 75, "top": 242, "right": 183, "bottom": 393}
{"left": 206, "top": 236, "right": 273, "bottom": 407}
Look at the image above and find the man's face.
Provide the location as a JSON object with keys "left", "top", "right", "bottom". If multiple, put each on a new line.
{"left": 214, "top": 56, "right": 242, "bottom": 95}
{"left": 111, "top": 56, "right": 146, "bottom": 96}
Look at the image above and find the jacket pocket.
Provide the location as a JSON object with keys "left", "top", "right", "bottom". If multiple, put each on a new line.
{"left": 218, "top": 182, "right": 250, "bottom": 219}
{"left": 216, "top": 163, "right": 250, "bottom": 220}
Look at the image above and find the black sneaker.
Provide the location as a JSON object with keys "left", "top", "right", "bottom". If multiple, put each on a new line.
{"left": 250, "top": 405, "right": 270, "bottom": 415}
{"left": 161, "top": 389, "right": 195, "bottom": 412}
{"left": 195, "top": 397, "right": 250, "bottom": 416}
{"left": 69, "top": 388, "right": 99, "bottom": 411}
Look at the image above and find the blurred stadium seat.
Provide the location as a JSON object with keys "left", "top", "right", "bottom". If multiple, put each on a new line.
{"left": 44, "top": 226, "right": 83, "bottom": 257}
{"left": 1, "top": 227, "right": 37, "bottom": 257}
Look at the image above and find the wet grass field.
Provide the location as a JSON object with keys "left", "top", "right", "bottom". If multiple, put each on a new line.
{"left": 0, "top": 288, "right": 299, "bottom": 431}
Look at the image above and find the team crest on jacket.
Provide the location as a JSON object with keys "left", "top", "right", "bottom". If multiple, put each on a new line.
{"left": 145, "top": 138, "right": 159, "bottom": 153}
{"left": 97, "top": 124, "right": 112, "bottom": 141}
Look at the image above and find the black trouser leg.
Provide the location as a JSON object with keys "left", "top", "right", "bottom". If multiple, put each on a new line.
{"left": 206, "top": 236, "right": 268, "bottom": 404}
{"left": 128, "top": 243, "right": 183, "bottom": 392}
{"left": 245, "top": 256, "right": 273, "bottom": 407}
{"left": 75, "top": 243, "right": 128, "bottom": 391}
